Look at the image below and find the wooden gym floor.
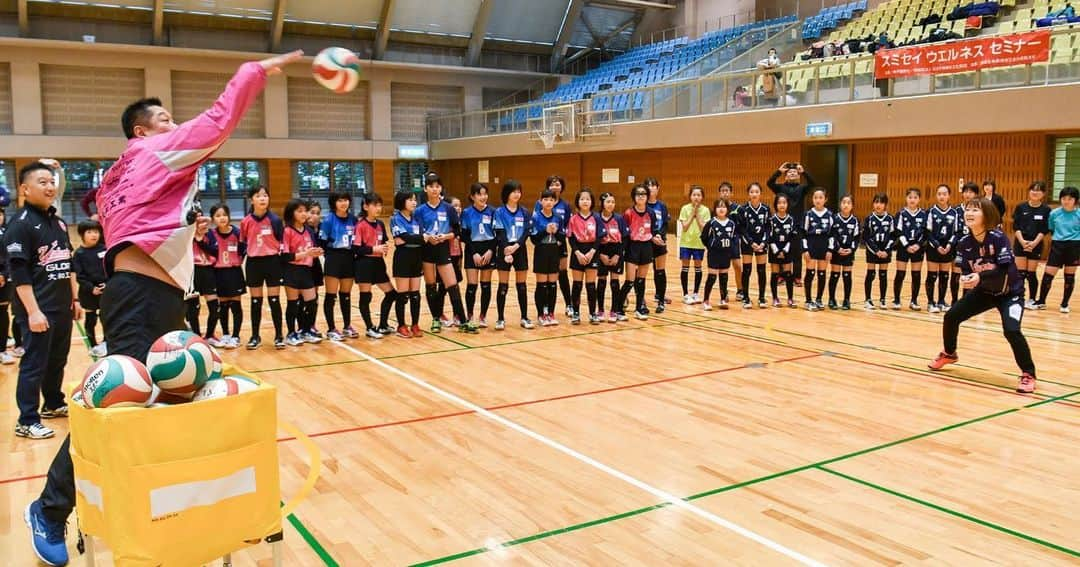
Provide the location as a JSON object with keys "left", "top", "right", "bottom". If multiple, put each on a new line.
{"left": 1, "top": 254, "right": 1077, "bottom": 565}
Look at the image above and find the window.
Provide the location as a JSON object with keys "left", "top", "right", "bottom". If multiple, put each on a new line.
{"left": 294, "top": 161, "right": 370, "bottom": 203}
{"left": 58, "top": 159, "right": 115, "bottom": 223}
{"left": 197, "top": 160, "right": 265, "bottom": 219}
{"left": 395, "top": 161, "right": 428, "bottom": 193}
{"left": 1052, "top": 137, "right": 1080, "bottom": 202}
{"left": 0, "top": 160, "right": 13, "bottom": 215}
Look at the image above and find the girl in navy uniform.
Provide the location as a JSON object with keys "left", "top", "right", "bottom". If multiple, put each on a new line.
{"left": 597, "top": 192, "right": 628, "bottom": 322}
{"left": 622, "top": 184, "right": 654, "bottom": 319}
{"left": 1012, "top": 181, "right": 1051, "bottom": 306}
{"left": 188, "top": 221, "right": 218, "bottom": 345}
{"left": 494, "top": 180, "right": 533, "bottom": 330}
{"left": 718, "top": 182, "right": 745, "bottom": 302}
{"left": 461, "top": 183, "right": 496, "bottom": 326}
{"left": 305, "top": 201, "right": 324, "bottom": 339}
{"left": 209, "top": 204, "right": 245, "bottom": 348}
{"left": 567, "top": 189, "right": 603, "bottom": 324}
{"left": 354, "top": 193, "right": 397, "bottom": 338}
{"left": 415, "top": 172, "right": 476, "bottom": 334}
{"left": 0, "top": 210, "right": 14, "bottom": 365}
{"left": 925, "top": 184, "right": 961, "bottom": 313}
{"left": 390, "top": 191, "right": 424, "bottom": 338}
{"left": 74, "top": 221, "right": 109, "bottom": 356}
{"left": 863, "top": 193, "right": 895, "bottom": 309}
{"left": 768, "top": 194, "right": 798, "bottom": 308}
{"left": 540, "top": 175, "right": 573, "bottom": 316}
{"left": 928, "top": 198, "right": 1038, "bottom": 393}
{"left": 318, "top": 192, "right": 358, "bottom": 341}
{"left": 801, "top": 188, "right": 834, "bottom": 311}
{"left": 893, "top": 188, "right": 928, "bottom": 310}
{"left": 645, "top": 178, "right": 671, "bottom": 312}
{"left": 739, "top": 182, "right": 771, "bottom": 308}
{"left": 701, "top": 199, "right": 738, "bottom": 310}
{"left": 828, "top": 195, "right": 859, "bottom": 310}
{"left": 1033, "top": 186, "right": 1079, "bottom": 312}
{"left": 531, "top": 189, "right": 566, "bottom": 325}
{"left": 950, "top": 182, "right": 980, "bottom": 304}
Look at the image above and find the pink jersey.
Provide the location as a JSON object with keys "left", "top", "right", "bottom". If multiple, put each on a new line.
{"left": 192, "top": 235, "right": 215, "bottom": 266}
{"left": 240, "top": 212, "right": 283, "bottom": 257}
{"left": 282, "top": 226, "right": 315, "bottom": 267}
{"left": 96, "top": 62, "right": 266, "bottom": 290}
{"left": 214, "top": 227, "right": 243, "bottom": 268}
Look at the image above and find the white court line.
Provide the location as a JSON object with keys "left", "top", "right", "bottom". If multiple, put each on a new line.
{"left": 331, "top": 340, "right": 827, "bottom": 566}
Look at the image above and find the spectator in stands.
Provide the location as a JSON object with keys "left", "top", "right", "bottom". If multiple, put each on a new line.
{"left": 1048, "top": 2, "right": 1075, "bottom": 18}
{"left": 982, "top": 179, "right": 1007, "bottom": 220}
{"left": 733, "top": 86, "right": 751, "bottom": 108}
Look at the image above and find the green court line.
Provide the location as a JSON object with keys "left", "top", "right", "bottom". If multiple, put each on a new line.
{"left": 868, "top": 307, "right": 1080, "bottom": 344}
{"left": 689, "top": 312, "right": 1080, "bottom": 390}
{"left": 283, "top": 505, "right": 341, "bottom": 567}
{"left": 409, "top": 390, "right": 1079, "bottom": 566}
{"left": 816, "top": 466, "right": 1080, "bottom": 559}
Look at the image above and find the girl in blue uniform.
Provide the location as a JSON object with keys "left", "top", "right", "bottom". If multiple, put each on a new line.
{"left": 415, "top": 173, "right": 476, "bottom": 334}
{"left": 863, "top": 193, "right": 895, "bottom": 309}
{"left": 318, "top": 192, "right": 357, "bottom": 341}
{"left": 539, "top": 175, "right": 573, "bottom": 315}
{"left": 494, "top": 180, "right": 533, "bottom": 330}
{"left": 461, "top": 183, "right": 497, "bottom": 326}
{"left": 1033, "top": 186, "right": 1079, "bottom": 312}
{"left": 646, "top": 177, "right": 671, "bottom": 312}
{"left": 893, "top": 188, "right": 928, "bottom": 310}
{"left": 390, "top": 191, "right": 424, "bottom": 338}
{"left": 531, "top": 189, "right": 566, "bottom": 325}
{"left": 738, "top": 182, "right": 771, "bottom": 308}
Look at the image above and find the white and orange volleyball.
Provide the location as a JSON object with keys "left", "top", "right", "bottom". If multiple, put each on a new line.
{"left": 192, "top": 375, "right": 260, "bottom": 402}
{"left": 312, "top": 47, "right": 362, "bottom": 93}
{"left": 80, "top": 355, "right": 154, "bottom": 408}
{"left": 145, "top": 330, "right": 214, "bottom": 399}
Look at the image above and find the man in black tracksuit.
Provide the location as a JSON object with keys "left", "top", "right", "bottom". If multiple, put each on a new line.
{"left": 3, "top": 161, "right": 81, "bottom": 441}
{"left": 767, "top": 162, "right": 815, "bottom": 282}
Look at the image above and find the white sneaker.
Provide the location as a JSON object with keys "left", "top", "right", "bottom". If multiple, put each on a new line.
{"left": 12, "top": 346, "right": 25, "bottom": 357}
{"left": 1062, "top": 305, "right": 1071, "bottom": 313}
{"left": 206, "top": 337, "right": 225, "bottom": 348}
{"left": 693, "top": 293, "right": 701, "bottom": 304}
{"left": 89, "top": 344, "right": 107, "bottom": 358}
{"left": 15, "top": 422, "right": 54, "bottom": 439}
{"left": 928, "top": 304, "right": 940, "bottom": 314}
{"left": 702, "top": 301, "right": 713, "bottom": 311}
{"left": 226, "top": 336, "right": 240, "bottom": 349}
{"left": 683, "top": 294, "right": 693, "bottom": 305}
{"left": 1025, "top": 298, "right": 1035, "bottom": 308}
{"left": 0, "top": 352, "right": 13, "bottom": 365}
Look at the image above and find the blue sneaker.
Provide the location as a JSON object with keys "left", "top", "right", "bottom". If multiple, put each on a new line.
{"left": 25, "top": 500, "right": 68, "bottom": 566}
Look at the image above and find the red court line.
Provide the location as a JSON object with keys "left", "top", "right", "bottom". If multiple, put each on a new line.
{"left": 275, "top": 355, "right": 821, "bottom": 442}
{"left": 0, "top": 473, "right": 46, "bottom": 486}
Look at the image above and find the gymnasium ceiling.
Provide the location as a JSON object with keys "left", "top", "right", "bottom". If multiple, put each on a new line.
{"left": 6, "top": 0, "right": 674, "bottom": 66}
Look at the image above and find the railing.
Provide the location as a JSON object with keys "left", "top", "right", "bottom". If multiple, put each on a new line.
{"left": 427, "top": 25, "right": 1080, "bottom": 141}
{"left": 705, "top": 21, "right": 805, "bottom": 76}
{"left": 665, "top": 20, "right": 800, "bottom": 83}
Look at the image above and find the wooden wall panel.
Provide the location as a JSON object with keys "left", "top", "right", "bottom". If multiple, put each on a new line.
{"left": 372, "top": 160, "right": 395, "bottom": 196}
{"left": 266, "top": 159, "right": 291, "bottom": 211}
{"left": 433, "top": 133, "right": 1047, "bottom": 234}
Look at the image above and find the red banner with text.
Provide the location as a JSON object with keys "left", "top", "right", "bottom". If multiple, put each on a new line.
{"left": 874, "top": 30, "right": 1051, "bottom": 79}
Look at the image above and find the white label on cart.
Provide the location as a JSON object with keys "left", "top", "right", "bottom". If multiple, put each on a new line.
{"left": 149, "top": 466, "right": 256, "bottom": 519}
{"left": 76, "top": 478, "right": 104, "bottom": 511}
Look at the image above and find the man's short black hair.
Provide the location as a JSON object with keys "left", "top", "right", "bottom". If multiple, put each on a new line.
{"left": 19, "top": 162, "right": 54, "bottom": 184}
{"left": 121, "top": 97, "right": 163, "bottom": 139}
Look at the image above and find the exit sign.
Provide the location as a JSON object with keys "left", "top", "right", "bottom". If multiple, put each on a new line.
{"left": 806, "top": 122, "right": 833, "bottom": 137}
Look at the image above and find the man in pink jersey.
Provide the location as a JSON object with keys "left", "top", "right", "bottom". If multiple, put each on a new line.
{"left": 24, "top": 50, "right": 302, "bottom": 566}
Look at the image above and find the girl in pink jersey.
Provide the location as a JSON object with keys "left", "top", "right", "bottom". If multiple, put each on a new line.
{"left": 210, "top": 204, "right": 245, "bottom": 348}
{"left": 241, "top": 186, "right": 285, "bottom": 349}
{"left": 281, "top": 199, "right": 323, "bottom": 346}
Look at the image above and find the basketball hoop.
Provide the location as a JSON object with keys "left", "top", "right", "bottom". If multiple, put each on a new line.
{"left": 538, "top": 131, "right": 557, "bottom": 149}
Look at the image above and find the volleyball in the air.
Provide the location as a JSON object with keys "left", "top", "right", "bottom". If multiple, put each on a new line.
{"left": 145, "top": 330, "right": 214, "bottom": 399}
{"left": 80, "top": 355, "right": 154, "bottom": 408}
{"left": 312, "top": 47, "right": 362, "bottom": 93}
